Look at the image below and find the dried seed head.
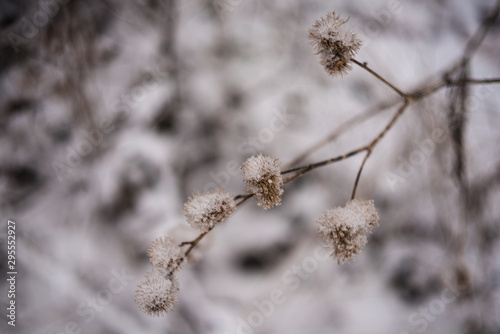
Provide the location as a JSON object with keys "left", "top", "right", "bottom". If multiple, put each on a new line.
{"left": 184, "top": 189, "right": 236, "bottom": 232}
{"left": 147, "top": 236, "right": 184, "bottom": 278}
{"left": 352, "top": 198, "right": 379, "bottom": 231}
{"left": 135, "top": 272, "right": 179, "bottom": 317}
{"left": 309, "top": 11, "right": 362, "bottom": 77}
{"left": 242, "top": 154, "right": 284, "bottom": 209}
{"left": 317, "top": 199, "right": 379, "bottom": 264}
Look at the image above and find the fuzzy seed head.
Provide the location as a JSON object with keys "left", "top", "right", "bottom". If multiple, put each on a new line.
{"left": 135, "top": 272, "right": 179, "bottom": 317}
{"left": 242, "top": 154, "right": 284, "bottom": 209}
{"left": 184, "top": 189, "right": 236, "bottom": 232}
{"left": 309, "top": 11, "right": 362, "bottom": 77}
{"left": 147, "top": 236, "right": 184, "bottom": 278}
{"left": 317, "top": 199, "right": 379, "bottom": 264}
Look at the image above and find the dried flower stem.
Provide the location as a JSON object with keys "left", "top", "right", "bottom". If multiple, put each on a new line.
{"left": 369, "top": 99, "right": 410, "bottom": 148}
{"left": 287, "top": 74, "right": 499, "bottom": 171}
{"left": 283, "top": 99, "right": 409, "bottom": 193}
{"left": 351, "top": 99, "right": 409, "bottom": 197}
{"left": 180, "top": 226, "right": 213, "bottom": 257}
{"left": 351, "top": 58, "right": 407, "bottom": 98}
{"left": 235, "top": 193, "right": 254, "bottom": 206}
{"left": 351, "top": 150, "right": 372, "bottom": 200}
{"left": 452, "top": 78, "right": 500, "bottom": 85}
{"left": 282, "top": 100, "right": 409, "bottom": 176}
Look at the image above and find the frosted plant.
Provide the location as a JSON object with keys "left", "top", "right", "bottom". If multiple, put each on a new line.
{"left": 147, "top": 235, "right": 184, "bottom": 278}
{"left": 317, "top": 199, "right": 379, "bottom": 263}
{"left": 242, "top": 154, "right": 284, "bottom": 209}
{"left": 184, "top": 189, "right": 236, "bottom": 232}
{"left": 135, "top": 271, "right": 179, "bottom": 317}
{"left": 133, "top": 6, "right": 500, "bottom": 322}
{"left": 309, "top": 11, "right": 362, "bottom": 77}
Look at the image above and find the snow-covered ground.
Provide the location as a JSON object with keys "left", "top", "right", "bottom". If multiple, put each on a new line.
{"left": 1, "top": 0, "right": 499, "bottom": 333}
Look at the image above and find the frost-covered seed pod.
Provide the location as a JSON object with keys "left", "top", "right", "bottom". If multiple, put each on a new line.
{"left": 147, "top": 235, "right": 184, "bottom": 278}
{"left": 317, "top": 199, "right": 379, "bottom": 263}
{"left": 309, "top": 11, "right": 362, "bottom": 77}
{"left": 242, "top": 154, "right": 284, "bottom": 209}
{"left": 135, "top": 271, "right": 179, "bottom": 317}
{"left": 184, "top": 189, "right": 236, "bottom": 232}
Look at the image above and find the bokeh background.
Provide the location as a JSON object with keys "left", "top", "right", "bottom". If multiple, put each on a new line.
{"left": 1, "top": 0, "right": 500, "bottom": 333}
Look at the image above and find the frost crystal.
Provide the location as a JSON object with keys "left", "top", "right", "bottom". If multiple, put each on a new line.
{"left": 184, "top": 189, "right": 236, "bottom": 232}
{"left": 242, "top": 154, "right": 284, "bottom": 209}
{"left": 147, "top": 236, "right": 184, "bottom": 278}
{"left": 317, "top": 199, "right": 379, "bottom": 263}
{"left": 309, "top": 11, "right": 362, "bottom": 77}
{"left": 135, "top": 272, "right": 179, "bottom": 317}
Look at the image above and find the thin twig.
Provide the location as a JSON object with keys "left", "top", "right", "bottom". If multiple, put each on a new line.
{"left": 283, "top": 100, "right": 409, "bottom": 189}
{"left": 351, "top": 58, "right": 407, "bottom": 98}
{"left": 236, "top": 194, "right": 254, "bottom": 206}
{"left": 453, "top": 78, "right": 500, "bottom": 85}
{"left": 351, "top": 100, "right": 410, "bottom": 198}
{"left": 180, "top": 227, "right": 213, "bottom": 257}
{"left": 284, "top": 99, "right": 398, "bottom": 169}
{"left": 178, "top": 69, "right": 497, "bottom": 260}
{"left": 282, "top": 146, "right": 368, "bottom": 175}
{"left": 351, "top": 150, "right": 372, "bottom": 200}
{"left": 368, "top": 99, "right": 410, "bottom": 149}
{"left": 285, "top": 75, "right": 499, "bottom": 172}
{"left": 461, "top": 0, "right": 500, "bottom": 66}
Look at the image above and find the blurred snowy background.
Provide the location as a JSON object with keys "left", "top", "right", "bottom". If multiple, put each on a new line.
{"left": 1, "top": 0, "right": 500, "bottom": 333}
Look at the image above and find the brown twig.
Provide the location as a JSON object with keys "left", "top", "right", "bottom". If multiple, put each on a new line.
{"left": 351, "top": 58, "right": 407, "bottom": 98}
{"left": 461, "top": 0, "right": 500, "bottom": 66}
{"left": 351, "top": 150, "right": 372, "bottom": 200}
{"left": 180, "top": 227, "right": 213, "bottom": 257}
{"left": 284, "top": 99, "right": 398, "bottom": 169}
{"left": 236, "top": 194, "right": 254, "bottom": 206}
{"left": 283, "top": 99, "right": 409, "bottom": 195}
{"left": 286, "top": 68, "right": 450, "bottom": 171}
{"left": 282, "top": 146, "right": 367, "bottom": 176}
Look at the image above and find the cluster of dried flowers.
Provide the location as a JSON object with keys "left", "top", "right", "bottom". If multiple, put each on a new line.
{"left": 135, "top": 154, "right": 285, "bottom": 316}
{"left": 135, "top": 236, "right": 183, "bottom": 316}
{"left": 136, "top": 11, "right": 379, "bottom": 317}
{"left": 317, "top": 199, "right": 379, "bottom": 264}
